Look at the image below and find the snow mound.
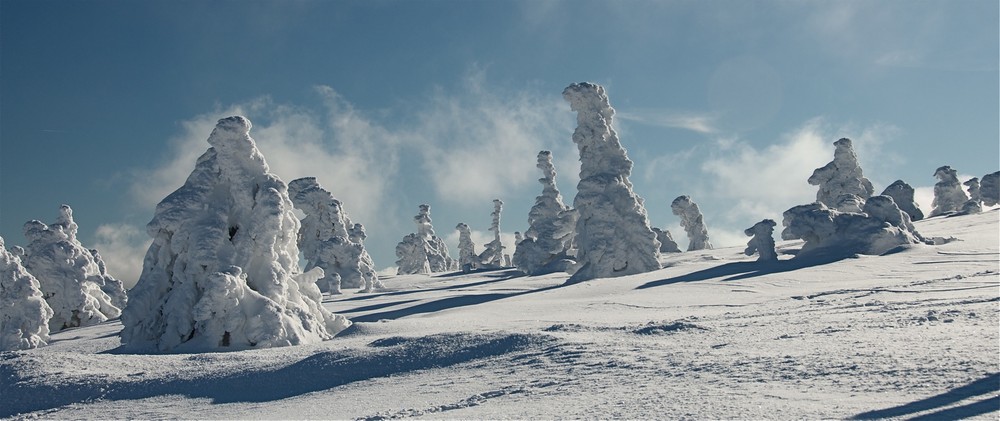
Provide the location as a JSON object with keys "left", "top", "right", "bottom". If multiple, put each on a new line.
{"left": 744, "top": 219, "right": 778, "bottom": 261}
{"left": 0, "top": 236, "right": 54, "bottom": 351}
{"left": 119, "top": 116, "right": 350, "bottom": 352}
{"left": 781, "top": 196, "right": 924, "bottom": 257}
{"left": 981, "top": 171, "right": 999, "bottom": 207}
{"left": 288, "top": 177, "right": 382, "bottom": 293}
{"left": 880, "top": 180, "right": 924, "bottom": 221}
{"left": 671, "top": 195, "right": 713, "bottom": 251}
{"left": 808, "top": 138, "right": 875, "bottom": 209}
{"left": 395, "top": 204, "right": 456, "bottom": 274}
{"left": 19, "top": 205, "right": 123, "bottom": 332}
{"left": 563, "top": 82, "right": 661, "bottom": 282}
{"left": 930, "top": 166, "right": 969, "bottom": 217}
{"left": 514, "top": 151, "right": 578, "bottom": 275}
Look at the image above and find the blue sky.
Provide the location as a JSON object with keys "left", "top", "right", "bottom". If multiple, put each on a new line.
{"left": 2, "top": 0, "right": 997, "bottom": 286}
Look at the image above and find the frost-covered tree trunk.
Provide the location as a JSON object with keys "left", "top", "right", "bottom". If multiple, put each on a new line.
{"left": 880, "top": 180, "right": 924, "bottom": 221}
{"left": 808, "top": 138, "right": 875, "bottom": 210}
{"left": 396, "top": 204, "right": 456, "bottom": 274}
{"left": 981, "top": 171, "right": 1000, "bottom": 207}
{"left": 120, "top": 116, "right": 350, "bottom": 352}
{"left": 652, "top": 228, "right": 681, "bottom": 253}
{"left": 563, "top": 82, "right": 661, "bottom": 282}
{"left": 20, "top": 205, "right": 122, "bottom": 332}
{"left": 962, "top": 178, "right": 982, "bottom": 214}
{"left": 930, "top": 166, "right": 969, "bottom": 217}
{"left": 456, "top": 223, "right": 478, "bottom": 272}
{"left": 513, "top": 151, "right": 579, "bottom": 275}
{"left": 744, "top": 219, "right": 777, "bottom": 262}
{"left": 1, "top": 236, "right": 54, "bottom": 351}
{"left": 671, "top": 196, "right": 713, "bottom": 251}
{"left": 478, "top": 199, "right": 506, "bottom": 268}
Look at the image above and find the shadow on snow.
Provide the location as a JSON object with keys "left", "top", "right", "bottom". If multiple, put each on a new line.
{"left": 850, "top": 372, "right": 999, "bottom": 419}
{"left": 636, "top": 253, "right": 852, "bottom": 290}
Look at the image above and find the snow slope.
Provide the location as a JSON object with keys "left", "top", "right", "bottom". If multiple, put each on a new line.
{"left": 2, "top": 210, "right": 998, "bottom": 419}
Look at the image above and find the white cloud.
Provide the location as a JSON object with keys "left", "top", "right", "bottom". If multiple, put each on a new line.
{"left": 617, "top": 109, "right": 718, "bottom": 134}
{"left": 91, "top": 223, "right": 151, "bottom": 289}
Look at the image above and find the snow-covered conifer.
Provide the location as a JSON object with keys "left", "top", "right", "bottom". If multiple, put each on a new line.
{"left": 456, "top": 222, "right": 478, "bottom": 272}
{"left": 652, "top": 228, "right": 681, "bottom": 253}
{"left": 348, "top": 223, "right": 383, "bottom": 292}
{"left": 513, "top": 151, "right": 579, "bottom": 275}
{"left": 478, "top": 199, "right": 506, "bottom": 267}
{"left": 961, "top": 178, "right": 982, "bottom": 214}
{"left": 89, "top": 249, "right": 128, "bottom": 310}
{"left": 880, "top": 180, "right": 924, "bottom": 221}
{"left": 563, "top": 82, "right": 660, "bottom": 282}
{"left": 120, "top": 116, "right": 350, "bottom": 352}
{"left": 808, "top": 138, "right": 875, "bottom": 208}
{"left": 782, "top": 196, "right": 923, "bottom": 257}
{"left": 395, "top": 204, "right": 456, "bottom": 274}
{"left": 20, "top": 205, "right": 122, "bottom": 331}
{"left": 671, "top": 196, "right": 713, "bottom": 251}
{"left": 930, "top": 166, "right": 969, "bottom": 217}
{"left": 981, "top": 171, "right": 1000, "bottom": 207}
{"left": 1, "top": 236, "right": 54, "bottom": 351}
{"left": 744, "top": 219, "right": 778, "bottom": 262}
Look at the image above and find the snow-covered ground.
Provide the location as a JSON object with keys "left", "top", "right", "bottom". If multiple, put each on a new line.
{"left": 2, "top": 210, "right": 998, "bottom": 419}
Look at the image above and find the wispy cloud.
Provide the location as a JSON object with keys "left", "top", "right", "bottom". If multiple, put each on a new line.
{"left": 92, "top": 223, "right": 150, "bottom": 288}
{"left": 618, "top": 109, "right": 718, "bottom": 134}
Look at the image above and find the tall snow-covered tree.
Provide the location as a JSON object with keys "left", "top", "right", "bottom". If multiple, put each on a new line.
{"left": 120, "top": 116, "right": 350, "bottom": 352}
{"left": 396, "top": 204, "right": 456, "bottom": 274}
{"left": 563, "top": 82, "right": 661, "bottom": 282}
{"left": 455, "top": 222, "right": 478, "bottom": 272}
{"left": 808, "top": 138, "right": 875, "bottom": 210}
{"left": 880, "top": 180, "right": 924, "bottom": 221}
{"left": 1, "top": 236, "right": 54, "bottom": 351}
{"left": 478, "top": 199, "right": 506, "bottom": 267}
{"left": 930, "top": 166, "right": 969, "bottom": 217}
{"left": 513, "top": 151, "right": 578, "bottom": 275}
{"left": 671, "top": 196, "right": 713, "bottom": 251}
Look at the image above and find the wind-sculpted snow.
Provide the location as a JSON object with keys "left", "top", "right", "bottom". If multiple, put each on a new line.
{"left": 455, "top": 223, "right": 478, "bottom": 272}
{"left": 808, "top": 138, "right": 875, "bottom": 209}
{"left": 671, "top": 196, "right": 713, "bottom": 251}
{"left": 880, "top": 180, "right": 924, "bottom": 221}
{"left": 930, "top": 166, "right": 969, "bottom": 217}
{"left": 478, "top": 199, "right": 506, "bottom": 268}
{"left": 782, "top": 196, "right": 924, "bottom": 257}
{"left": 19, "top": 205, "right": 122, "bottom": 332}
{"left": 652, "top": 227, "right": 681, "bottom": 253}
{"left": 289, "top": 177, "right": 381, "bottom": 293}
{"left": 119, "top": 116, "right": 350, "bottom": 352}
{"left": 980, "top": 171, "right": 999, "bottom": 207}
{"left": 563, "top": 82, "right": 660, "bottom": 282}
{"left": 744, "top": 219, "right": 777, "bottom": 261}
{"left": 396, "top": 204, "right": 456, "bottom": 274}
{"left": 0, "top": 236, "right": 54, "bottom": 351}
{"left": 514, "top": 151, "right": 578, "bottom": 275}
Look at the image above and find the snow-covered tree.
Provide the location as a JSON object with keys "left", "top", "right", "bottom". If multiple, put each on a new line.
{"left": 120, "top": 116, "right": 350, "bottom": 352}
{"left": 20, "top": 205, "right": 122, "bottom": 332}
{"left": 744, "top": 219, "right": 778, "bottom": 262}
{"left": 961, "top": 178, "right": 982, "bottom": 214}
{"left": 782, "top": 196, "right": 923, "bottom": 257}
{"left": 513, "top": 151, "right": 579, "bottom": 275}
{"left": 455, "top": 223, "right": 478, "bottom": 272}
{"left": 289, "top": 177, "right": 381, "bottom": 293}
{"left": 880, "top": 180, "right": 924, "bottom": 221}
{"left": 1, "top": 236, "right": 54, "bottom": 351}
{"left": 981, "top": 171, "right": 1000, "bottom": 207}
{"left": 89, "top": 248, "right": 128, "bottom": 310}
{"left": 348, "top": 223, "right": 382, "bottom": 291}
{"left": 671, "top": 196, "right": 713, "bottom": 251}
{"left": 478, "top": 199, "right": 506, "bottom": 268}
{"left": 395, "top": 204, "right": 456, "bottom": 274}
{"left": 930, "top": 165, "right": 969, "bottom": 217}
{"left": 652, "top": 227, "right": 681, "bottom": 253}
{"left": 808, "top": 138, "right": 875, "bottom": 209}
{"left": 834, "top": 194, "right": 864, "bottom": 213}
{"left": 563, "top": 82, "right": 661, "bottom": 282}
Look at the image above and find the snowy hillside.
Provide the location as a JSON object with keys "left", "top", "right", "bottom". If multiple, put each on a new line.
{"left": 2, "top": 210, "right": 997, "bottom": 419}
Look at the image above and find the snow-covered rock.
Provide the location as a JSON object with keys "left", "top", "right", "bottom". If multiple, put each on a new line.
{"left": 961, "top": 177, "right": 982, "bottom": 214}
{"left": 119, "top": 116, "right": 350, "bottom": 352}
{"left": 781, "top": 196, "right": 923, "bottom": 257}
{"left": 455, "top": 223, "right": 478, "bottom": 273}
{"left": 396, "top": 204, "right": 456, "bottom": 274}
{"left": 880, "top": 180, "right": 924, "bottom": 221}
{"left": 671, "top": 196, "right": 713, "bottom": 251}
{"left": 19, "top": 205, "right": 122, "bottom": 332}
{"left": 744, "top": 219, "right": 778, "bottom": 262}
{"left": 478, "top": 199, "right": 506, "bottom": 268}
{"left": 981, "top": 171, "right": 999, "bottom": 207}
{"left": 0, "top": 236, "right": 54, "bottom": 351}
{"left": 930, "top": 166, "right": 969, "bottom": 217}
{"left": 288, "top": 177, "right": 381, "bottom": 293}
{"left": 652, "top": 228, "right": 681, "bottom": 253}
{"left": 808, "top": 138, "right": 875, "bottom": 208}
{"left": 563, "top": 82, "right": 661, "bottom": 282}
{"left": 513, "top": 151, "right": 578, "bottom": 275}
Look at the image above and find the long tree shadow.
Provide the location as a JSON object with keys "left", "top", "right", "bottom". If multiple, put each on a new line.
{"left": 334, "top": 269, "right": 526, "bottom": 303}
{"left": 349, "top": 282, "right": 566, "bottom": 323}
{"left": 850, "top": 373, "right": 999, "bottom": 419}
{"left": 636, "top": 253, "right": 851, "bottom": 290}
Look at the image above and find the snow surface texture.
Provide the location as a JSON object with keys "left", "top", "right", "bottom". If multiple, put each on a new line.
{"left": 288, "top": 177, "right": 381, "bottom": 293}
{"left": 744, "top": 219, "right": 778, "bottom": 261}
{"left": 513, "top": 151, "right": 578, "bottom": 275}
{"left": 0, "top": 235, "right": 54, "bottom": 351}
{"left": 671, "top": 195, "right": 713, "bottom": 251}
{"left": 563, "top": 82, "right": 661, "bottom": 282}
{"left": 782, "top": 196, "right": 924, "bottom": 257}
{"left": 962, "top": 178, "right": 982, "bottom": 214}
{"left": 881, "top": 179, "right": 924, "bottom": 221}
{"left": 981, "top": 171, "right": 1000, "bottom": 207}
{"left": 19, "top": 205, "right": 123, "bottom": 332}
{"left": 119, "top": 116, "right": 350, "bottom": 352}
{"left": 930, "top": 165, "right": 969, "bottom": 217}
{"left": 3, "top": 210, "right": 997, "bottom": 420}
{"left": 477, "top": 199, "right": 506, "bottom": 268}
{"left": 395, "top": 204, "right": 456, "bottom": 275}
{"left": 808, "top": 138, "right": 875, "bottom": 210}
{"left": 455, "top": 223, "right": 478, "bottom": 272}
{"left": 652, "top": 228, "right": 681, "bottom": 253}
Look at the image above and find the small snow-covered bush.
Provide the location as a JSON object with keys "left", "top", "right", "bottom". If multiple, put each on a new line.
{"left": 880, "top": 180, "right": 924, "bottom": 221}
{"left": 1, "top": 236, "right": 54, "bottom": 351}
{"left": 930, "top": 166, "right": 969, "bottom": 217}
{"left": 671, "top": 196, "right": 713, "bottom": 251}
{"left": 395, "top": 204, "right": 456, "bottom": 274}
{"left": 513, "top": 151, "right": 578, "bottom": 275}
{"left": 808, "top": 138, "right": 875, "bottom": 209}
{"left": 782, "top": 196, "right": 923, "bottom": 257}
{"left": 744, "top": 219, "right": 777, "bottom": 262}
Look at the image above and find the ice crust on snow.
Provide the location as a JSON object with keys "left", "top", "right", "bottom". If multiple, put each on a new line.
{"left": 396, "top": 204, "right": 456, "bottom": 274}
{"left": 455, "top": 223, "right": 478, "bottom": 272}
{"left": 808, "top": 138, "right": 875, "bottom": 210}
{"left": 477, "top": 199, "right": 506, "bottom": 268}
{"left": 744, "top": 219, "right": 778, "bottom": 261}
{"left": 880, "top": 180, "right": 924, "bottom": 221}
{"left": 671, "top": 195, "right": 713, "bottom": 251}
{"left": 980, "top": 171, "right": 999, "bottom": 207}
{"left": 288, "top": 177, "right": 381, "bottom": 293}
{"left": 513, "top": 151, "right": 578, "bottom": 275}
{"left": 782, "top": 196, "right": 924, "bottom": 257}
{"left": 930, "top": 166, "right": 969, "bottom": 217}
{"left": 19, "top": 205, "right": 124, "bottom": 332}
{"left": 119, "top": 116, "right": 350, "bottom": 352}
{"left": 563, "top": 82, "right": 661, "bottom": 282}
{"left": 0, "top": 236, "right": 54, "bottom": 351}
{"left": 652, "top": 227, "right": 681, "bottom": 253}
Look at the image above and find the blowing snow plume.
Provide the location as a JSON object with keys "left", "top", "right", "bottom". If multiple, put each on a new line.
{"left": 563, "top": 82, "right": 660, "bottom": 282}
{"left": 120, "top": 116, "right": 350, "bottom": 352}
